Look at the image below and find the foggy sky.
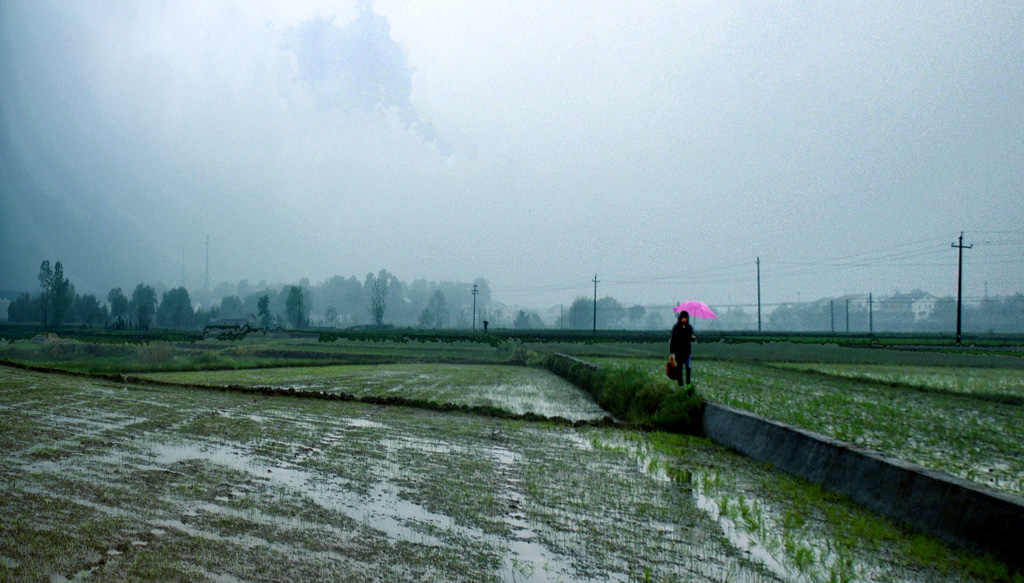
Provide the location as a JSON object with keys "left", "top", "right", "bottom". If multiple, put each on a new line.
{"left": 2, "top": 1, "right": 1022, "bottom": 311}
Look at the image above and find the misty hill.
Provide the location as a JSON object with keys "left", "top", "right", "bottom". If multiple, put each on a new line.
{"left": 0, "top": 106, "right": 172, "bottom": 296}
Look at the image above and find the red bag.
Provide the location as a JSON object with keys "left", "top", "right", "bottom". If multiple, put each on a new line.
{"left": 666, "top": 355, "right": 680, "bottom": 381}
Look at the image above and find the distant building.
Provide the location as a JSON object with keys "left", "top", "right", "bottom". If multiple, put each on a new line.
{"left": 910, "top": 294, "right": 937, "bottom": 322}
{"left": 878, "top": 290, "right": 937, "bottom": 323}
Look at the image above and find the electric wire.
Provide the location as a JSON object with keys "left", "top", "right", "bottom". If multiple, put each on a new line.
{"left": 493, "top": 232, "right": 1023, "bottom": 305}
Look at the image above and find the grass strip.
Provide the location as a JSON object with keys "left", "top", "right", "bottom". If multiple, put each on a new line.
{"left": 542, "top": 353, "right": 703, "bottom": 433}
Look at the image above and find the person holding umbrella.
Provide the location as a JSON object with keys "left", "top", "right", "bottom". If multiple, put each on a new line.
{"left": 669, "top": 310, "right": 697, "bottom": 388}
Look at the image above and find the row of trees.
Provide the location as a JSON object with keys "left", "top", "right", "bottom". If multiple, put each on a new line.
{"left": 10, "top": 279, "right": 174, "bottom": 331}
{"left": 8, "top": 278, "right": 319, "bottom": 332}
{"left": 7, "top": 260, "right": 107, "bottom": 328}
{"left": 12, "top": 261, "right": 655, "bottom": 332}
{"left": 558, "top": 296, "right": 654, "bottom": 330}
{"left": 5, "top": 262, "right": 490, "bottom": 331}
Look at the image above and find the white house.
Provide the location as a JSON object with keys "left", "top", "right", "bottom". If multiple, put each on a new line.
{"left": 911, "top": 294, "right": 937, "bottom": 322}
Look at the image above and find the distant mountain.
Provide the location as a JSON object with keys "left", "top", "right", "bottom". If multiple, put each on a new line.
{"left": 0, "top": 105, "right": 172, "bottom": 296}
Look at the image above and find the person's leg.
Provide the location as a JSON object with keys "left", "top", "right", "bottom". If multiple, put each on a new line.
{"left": 684, "top": 355, "right": 692, "bottom": 385}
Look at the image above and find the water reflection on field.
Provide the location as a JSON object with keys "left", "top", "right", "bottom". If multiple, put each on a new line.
{"left": 140, "top": 364, "right": 611, "bottom": 422}
{"left": 0, "top": 364, "right": 1004, "bottom": 582}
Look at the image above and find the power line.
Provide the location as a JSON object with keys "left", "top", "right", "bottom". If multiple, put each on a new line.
{"left": 491, "top": 233, "right": 1019, "bottom": 305}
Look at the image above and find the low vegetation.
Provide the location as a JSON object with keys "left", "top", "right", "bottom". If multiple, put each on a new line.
{"left": 542, "top": 353, "right": 704, "bottom": 433}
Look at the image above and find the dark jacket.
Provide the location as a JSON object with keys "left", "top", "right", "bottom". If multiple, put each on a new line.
{"left": 670, "top": 321, "right": 695, "bottom": 357}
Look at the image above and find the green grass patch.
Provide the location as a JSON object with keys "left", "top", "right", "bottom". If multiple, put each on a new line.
{"left": 696, "top": 360, "right": 1024, "bottom": 496}
{"left": 542, "top": 354, "right": 703, "bottom": 433}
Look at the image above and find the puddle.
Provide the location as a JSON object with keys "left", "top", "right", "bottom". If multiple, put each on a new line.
{"left": 345, "top": 418, "right": 387, "bottom": 430}
{"left": 144, "top": 438, "right": 453, "bottom": 548}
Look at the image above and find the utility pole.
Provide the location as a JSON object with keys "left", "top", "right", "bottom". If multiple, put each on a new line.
{"left": 756, "top": 257, "right": 762, "bottom": 333}
{"left": 830, "top": 300, "right": 835, "bottom": 334}
{"left": 845, "top": 298, "right": 850, "bottom": 333}
{"left": 869, "top": 293, "right": 873, "bottom": 335}
{"left": 952, "top": 232, "right": 973, "bottom": 345}
{"left": 592, "top": 274, "right": 599, "bottom": 334}
{"left": 204, "top": 235, "right": 210, "bottom": 293}
{"left": 471, "top": 284, "right": 479, "bottom": 331}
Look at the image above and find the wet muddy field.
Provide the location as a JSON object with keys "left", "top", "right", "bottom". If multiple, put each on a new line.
{"left": 136, "top": 364, "right": 611, "bottom": 421}
{"left": 0, "top": 364, "right": 1012, "bottom": 582}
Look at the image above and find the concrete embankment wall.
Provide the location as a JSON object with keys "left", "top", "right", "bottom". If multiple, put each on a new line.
{"left": 702, "top": 402, "right": 1024, "bottom": 570}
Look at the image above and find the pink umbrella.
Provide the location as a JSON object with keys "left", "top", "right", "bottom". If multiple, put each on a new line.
{"left": 673, "top": 301, "right": 717, "bottom": 319}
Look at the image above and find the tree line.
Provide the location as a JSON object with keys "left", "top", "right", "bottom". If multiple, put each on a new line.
{"left": 557, "top": 296, "right": 656, "bottom": 330}
{"left": 6, "top": 261, "right": 668, "bottom": 332}
{"left": 5, "top": 262, "right": 496, "bottom": 331}
{"left": 22, "top": 260, "right": 1016, "bottom": 334}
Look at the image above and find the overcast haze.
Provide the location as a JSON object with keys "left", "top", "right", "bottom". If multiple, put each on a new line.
{"left": 2, "top": 1, "right": 1022, "bottom": 312}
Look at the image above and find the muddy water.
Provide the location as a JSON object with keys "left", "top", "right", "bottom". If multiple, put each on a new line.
{"left": 145, "top": 438, "right": 448, "bottom": 548}
{"left": 0, "top": 365, "right": 1002, "bottom": 582}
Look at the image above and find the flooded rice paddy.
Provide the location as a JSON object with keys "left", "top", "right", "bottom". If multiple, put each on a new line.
{"left": 137, "top": 364, "right": 610, "bottom": 422}
{"left": 770, "top": 363, "right": 1024, "bottom": 403}
{"left": 0, "top": 364, "right": 1010, "bottom": 582}
{"left": 594, "top": 357, "right": 1024, "bottom": 498}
